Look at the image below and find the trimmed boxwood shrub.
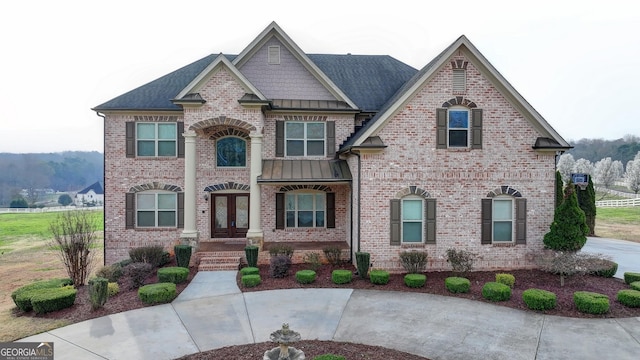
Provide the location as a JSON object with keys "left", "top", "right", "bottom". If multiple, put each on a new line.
{"left": 522, "top": 289, "right": 557, "bottom": 310}
{"left": 574, "top": 291, "right": 609, "bottom": 314}
{"left": 241, "top": 274, "right": 261, "bottom": 287}
{"left": 11, "top": 278, "right": 74, "bottom": 312}
{"left": 495, "top": 273, "right": 515, "bottom": 288}
{"left": 332, "top": 270, "right": 352, "bottom": 284}
{"left": 591, "top": 259, "right": 618, "bottom": 278}
{"left": 31, "top": 287, "right": 77, "bottom": 314}
{"left": 624, "top": 272, "right": 640, "bottom": 285}
{"left": 617, "top": 289, "right": 640, "bottom": 308}
{"left": 108, "top": 282, "right": 120, "bottom": 297}
{"left": 240, "top": 267, "right": 260, "bottom": 276}
{"left": 138, "top": 283, "right": 177, "bottom": 304}
{"left": 295, "top": 270, "right": 317, "bottom": 284}
{"left": 158, "top": 267, "right": 189, "bottom": 284}
{"left": 313, "top": 355, "right": 346, "bottom": 360}
{"left": 370, "top": 270, "right": 390, "bottom": 285}
{"left": 631, "top": 281, "right": 640, "bottom": 291}
{"left": 445, "top": 277, "right": 470, "bottom": 293}
{"left": 175, "top": 245, "right": 192, "bottom": 268}
{"left": 245, "top": 245, "right": 259, "bottom": 267}
{"left": 404, "top": 274, "right": 426, "bottom": 288}
{"left": 482, "top": 282, "right": 511, "bottom": 302}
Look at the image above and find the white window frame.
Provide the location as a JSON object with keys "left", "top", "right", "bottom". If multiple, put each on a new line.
{"left": 447, "top": 107, "right": 469, "bottom": 148}
{"left": 136, "top": 191, "right": 177, "bottom": 228}
{"left": 401, "top": 196, "right": 424, "bottom": 243}
{"left": 492, "top": 197, "right": 514, "bottom": 243}
{"left": 136, "top": 122, "right": 177, "bottom": 157}
{"left": 284, "top": 122, "right": 326, "bottom": 157}
{"left": 216, "top": 136, "right": 247, "bottom": 168}
{"left": 285, "top": 191, "right": 326, "bottom": 228}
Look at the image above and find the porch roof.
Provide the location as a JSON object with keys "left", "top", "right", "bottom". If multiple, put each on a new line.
{"left": 258, "top": 159, "right": 352, "bottom": 184}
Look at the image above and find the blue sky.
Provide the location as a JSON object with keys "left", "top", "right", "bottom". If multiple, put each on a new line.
{"left": 1, "top": 0, "right": 638, "bottom": 153}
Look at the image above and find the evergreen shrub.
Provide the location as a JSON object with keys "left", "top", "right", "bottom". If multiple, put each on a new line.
{"left": 241, "top": 274, "right": 262, "bottom": 288}
{"left": 30, "top": 287, "right": 77, "bottom": 314}
{"left": 158, "top": 267, "right": 189, "bottom": 284}
{"left": 138, "top": 283, "right": 177, "bottom": 304}
{"left": 369, "top": 270, "right": 390, "bottom": 285}
{"left": 617, "top": 289, "right": 640, "bottom": 308}
{"left": 522, "top": 289, "right": 557, "bottom": 310}
{"left": 240, "top": 267, "right": 260, "bottom": 276}
{"left": 108, "top": 282, "right": 120, "bottom": 297}
{"left": 495, "top": 273, "right": 515, "bottom": 288}
{"left": 295, "top": 270, "right": 317, "bottom": 284}
{"left": 270, "top": 255, "right": 292, "bottom": 278}
{"left": 355, "top": 252, "right": 370, "bottom": 279}
{"left": 631, "top": 281, "right": 640, "bottom": 291}
{"left": 175, "top": 245, "right": 192, "bottom": 268}
{"left": 404, "top": 273, "right": 426, "bottom": 288}
{"left": 11, "top": 278, "right": 74, "bottom": 312}
{"left": 591, "top": 259, "right": 618, "bottom": 278}
{"left": 313, "top": 355, "right": 346, "bottom": 360}
{"left": 574, "top": 291, "right": 609, "bottom": 314}
{"left": 245, "top": 245, "right": 259, "bottom": 267}
{"left": 624, "top": 272, "right": 640, "bottom": 285}
{"left": 88, "top": 277, "right": 109, "bottom": 310}
{"left": 445, "top": 277, "right": 470, "bottom": 293}
{"left": 482, "top": 282, "right": 511, "bottom": 302}
{"left": 399, "top": 251, "right": 428, "bottom": 273}
{"left": 332, "top": 270, "right": 352, "bottom": 284}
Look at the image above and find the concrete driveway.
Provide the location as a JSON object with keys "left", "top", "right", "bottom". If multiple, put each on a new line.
{"left": 582, "top": 237, "right": 640, "bottom": 278}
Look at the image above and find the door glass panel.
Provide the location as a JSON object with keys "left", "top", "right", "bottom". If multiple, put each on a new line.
{"left": 215, "top": 197, "right": 227, "bottom": 229}
{"left": 236, "top": 196, "right": 248, "bottom": 228}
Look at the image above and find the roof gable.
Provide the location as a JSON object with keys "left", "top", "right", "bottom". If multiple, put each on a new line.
{"left": 78, "top": 181, "right": 103, "bottom": 195}
{"left": 340, "top": 35, "right": 571, "bottom": 150}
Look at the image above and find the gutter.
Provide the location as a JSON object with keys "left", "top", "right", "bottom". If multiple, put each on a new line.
{"left": 95, "top": 111, "right": 107, "bottom": 267}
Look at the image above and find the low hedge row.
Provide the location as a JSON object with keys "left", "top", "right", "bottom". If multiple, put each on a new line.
{"left": 241, "top": 274, "right": 262, "bottom": 287}
{"left": 11, "top": 278, "right": 74, "bottom": 312}
{"left": 404, "top": 274, "right": 426, "bottom": 288}
{"left": 138, "top": 283, "right": 177, "bottom": 304}
{"left": 295, "top": 270, "right": 317, "bottom": 284}
{"left": 445, "top": 277, "right": 470, "bottom": 293}
{"left": 369, "top": 270, "right": 390, "bottom": 285}
{"left": 574, "top": 291, "right": 609, "bottom": 314}
{"left": 332, "top": 270, "right": 352, "bottom": 285}
{"left": 617, "top": 289, "right": 640, "bottom": 308}
{"left": 30, "top": 286, "right": 78, "bottom": 314}
{"left": 482, "top": 282, "right": 511, "bottom": 302}
{"left": 522, "top": 289, "right": 557, "bottom": 310}
{"left": 157, "top": 267, "right": 189, "bottom": 284}
{"left": 624, "top": 272, "right": 640, "bottom": 285}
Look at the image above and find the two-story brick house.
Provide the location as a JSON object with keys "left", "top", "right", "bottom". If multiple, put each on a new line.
{"left": 93, "top": 22, "right": 570, "bottom": 271}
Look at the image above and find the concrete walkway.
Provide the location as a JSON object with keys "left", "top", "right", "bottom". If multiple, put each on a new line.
{"left": 19, "top": 269, "right": 640, "bottom": 360}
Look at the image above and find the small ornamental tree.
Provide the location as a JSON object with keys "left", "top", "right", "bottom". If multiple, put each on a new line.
{"left": 576, "top": 177, "right": 596, "bottom": 236}
{"left": 555, "top": 170, "right": 563, "bottom": 209}
{"left": 10, "top": 197, "right": 28, "bottom": 208}
{"left": 58, "top": 194, "right": 73, "bottom": 206}
{"left": 543, "top": 184, "right": 589, "bottom": 252}
{"left": 49, "top": 211, "right": 99, "bottom": 286}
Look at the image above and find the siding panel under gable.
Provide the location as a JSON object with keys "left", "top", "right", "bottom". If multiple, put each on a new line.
{"left": 238, "top": 37, "right": 337, "bottom": 101}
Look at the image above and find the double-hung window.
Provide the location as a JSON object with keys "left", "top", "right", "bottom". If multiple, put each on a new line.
{"left": 216, "top": 137, "right": 246, "bottom": 167}
{"left": 448, "top": 108, "right": 469, "bottom": 148}
{"left": 492, "top": 198, "right": 513, "bottom": 242}
{"left": 285, "top": 122, "right": 325, "bottom": 156}
{"left": 286, "top": 192, "right": 325, "bottom": 228}
{"left": 137, "top": 123, "right": 177, "bottom": 157}
{"left": 402, "top": 197, "right": 423, "bottom": 243}
{"left": 136, "top": 192, "right": 177, "bottom": 227}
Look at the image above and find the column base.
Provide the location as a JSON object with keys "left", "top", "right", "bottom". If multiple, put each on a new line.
{"left": 180, "top": 230, "right": 199, "bottom": 248}
{"left": 246, "top": 229, "right": 264, "bottom": 248}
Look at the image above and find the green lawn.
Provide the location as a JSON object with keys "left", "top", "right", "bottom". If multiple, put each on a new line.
{"left": 596, "top": 207, "right": 640, "bottom": 224}
{"left": 0, "top": 210, "right": 104, "bottom": 244}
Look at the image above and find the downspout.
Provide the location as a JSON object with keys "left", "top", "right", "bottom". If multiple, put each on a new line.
{"left": 96, "top": 111, "right": 106, "bottom": 267}
{"left": 348, "top": 149, "right": 362, "bottom": 255}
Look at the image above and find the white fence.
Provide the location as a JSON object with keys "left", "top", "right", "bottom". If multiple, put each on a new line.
{"left": 0, "top": 206, "right": 103, "bottom": 213}
{"left": 596, "top": 198, "right": 640, "bottom": 208}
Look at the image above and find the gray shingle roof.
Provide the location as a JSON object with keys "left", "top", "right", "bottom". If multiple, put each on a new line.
{"left": 92, "top": 53, "right": 417, "bottom": 113}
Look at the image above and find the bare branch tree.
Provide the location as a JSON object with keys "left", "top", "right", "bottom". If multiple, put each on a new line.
{"left": 49, "top": 211, "right": 99, "bottom": 287}
{"left": 625, "top": 152, "right": 640, "bottom": 195}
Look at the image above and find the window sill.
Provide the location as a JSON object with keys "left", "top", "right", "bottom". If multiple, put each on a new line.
{"left": 133, "top": 156, "right": 180, "bottom": 160}
{"left": 490, "top": 242, "right": 516, "bottom": 247}
{"left": 445, "top": 147, "right": 471, "bottom": 152}
{"left": 133, "top": 227, "right": 179, "bottom": 231}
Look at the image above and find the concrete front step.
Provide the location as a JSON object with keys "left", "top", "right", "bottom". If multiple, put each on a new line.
{"left": 197, "top": 252, "right": 243, "bottom": 271}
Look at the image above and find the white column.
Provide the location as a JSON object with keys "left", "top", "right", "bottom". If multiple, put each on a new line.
{"left": 180, "top": 130, "right": 198, "bottom": 241}
{"left": 246, "top": 132, "right": 263, "bottom": 244}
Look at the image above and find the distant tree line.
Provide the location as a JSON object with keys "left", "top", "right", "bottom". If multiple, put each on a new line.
{"left": 566, "top": 135, "right": 640, "bottom": 165}
{"left": 0, "top": 151, "right": 103, "bottom": 206}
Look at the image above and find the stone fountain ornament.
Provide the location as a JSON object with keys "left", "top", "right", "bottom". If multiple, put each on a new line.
{"left": 263, "top": 323, "right": 305, "bottom": 360}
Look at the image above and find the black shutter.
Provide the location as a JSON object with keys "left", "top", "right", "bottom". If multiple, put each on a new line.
{"left": 125, "top": 193, "right": 135, "bottom": 229}
{"left": 515, "top": 198, "right": 527, "bottom": 244}
{"left": 276, "top": 121, "right": 285, "bottom": 157}
{"left": 326, "top": 192, "right": 335, "bottom": 228}
{"left": 390, "top": 199, "right": 401, "bottom": 245}
{"left": 275, "top": 192, "right": 285, "bottom": 229}
{"left": 436, "top": 108, "right": 447, "bottom": 149}
{"left": 126, "top": 122, "right": 136, "bottom": 158}
{"left": 481, "top": 199, "right": 492, "bottom": 244}
{"left": 425, "top": 199, "right": 436, "bottom": 244}
{"left": 471, "top": 109, "right": 483, "bottom": 149}
{"left": 177, "top": 192, "right": 184, "bottom": 228}
{"left": 326, "top": 121, "right": 335, "bottom": 157}
{"left": 177, "top": 122, "right": 185, "bottom": 158}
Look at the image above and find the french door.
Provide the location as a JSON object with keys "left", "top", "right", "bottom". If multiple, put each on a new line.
{"left": 212, "top": 194, "right": 249, "bottom": 238}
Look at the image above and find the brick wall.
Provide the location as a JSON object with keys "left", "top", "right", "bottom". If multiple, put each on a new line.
{"left": 353, "top": 56, "right": 556, "bottom": 272}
